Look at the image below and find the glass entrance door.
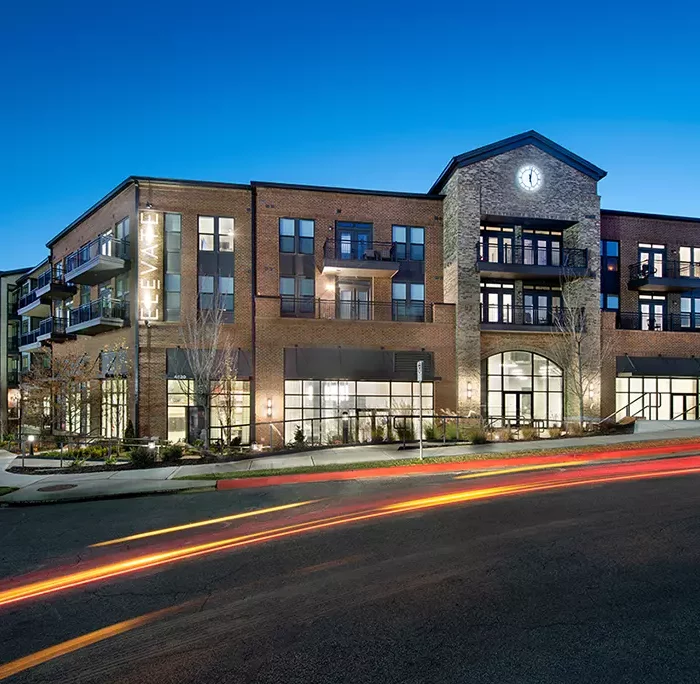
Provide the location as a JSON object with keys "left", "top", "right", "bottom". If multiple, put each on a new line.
{"left": 337, "top": 281, "right": 371, "bottom": 320}
{"left": 337, "top": 222, "right": 372, "bottom": 260}
{"left": 640, "top": 295, "right": 666, "bottom": 330}
{"left": 523, "top": 234, "right": 562, "bottom": 266}
{"left": 638, "top": 244, "right": 665, "bottom": 278}
{"left": 524, "top": 291, "right": 562, "bottom": 325}
{"left": 503, "top": 392, "right": 532, "bottom": 425}
{"left": 672, "top": 394, "right": 697, "bottom": 420}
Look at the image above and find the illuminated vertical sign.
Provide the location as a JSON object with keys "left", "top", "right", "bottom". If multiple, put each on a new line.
{"left": 138, "top": 211, "right": 163, "bottom": 321}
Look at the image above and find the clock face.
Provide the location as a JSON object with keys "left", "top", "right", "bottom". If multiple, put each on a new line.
{"left": 517, "top": 165, "right": 542, "bottom": 192}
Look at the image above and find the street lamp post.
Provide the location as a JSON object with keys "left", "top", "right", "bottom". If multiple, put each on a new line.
{"left": 267, "top": 399, "right": 273, "bottom": 451}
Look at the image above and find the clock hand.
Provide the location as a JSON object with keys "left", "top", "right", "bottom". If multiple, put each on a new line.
{"left": 529, "top": 169, "right": 533, "bottom": 185}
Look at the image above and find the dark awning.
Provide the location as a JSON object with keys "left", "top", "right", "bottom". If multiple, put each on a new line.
{"left": 166, "top": 348, "right": 252, "bottom": 379}
{"left": 616, "top": 356, "right": 700, "bottom": 377}
{"left": 284, "top": 348, "right": 435, "bottom": 381}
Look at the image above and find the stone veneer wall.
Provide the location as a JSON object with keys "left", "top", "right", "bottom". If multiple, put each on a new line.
{"left": 442, "top": 144, "right": 603, "bottom": 420}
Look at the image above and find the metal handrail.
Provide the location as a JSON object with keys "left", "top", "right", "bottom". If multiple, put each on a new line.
{"left": 629, "top": 260, "right": 700, "bottom": 280}
{"left": 280, "top": 297, "right": 433, "bottom": 322}
{"left": 599, "top": 394, "right": 662, "bottom": 425}
{"left": 480, "top": 304, "right": 585, "bottom": 328}
{"left": 323, "top": 238, "right": 398, "bottom": 262}
{"left": 475, "top": 241, "right": 588, "bottom": 269}
{"left": 65, "top": 235, "right": 130, "bottom": 273}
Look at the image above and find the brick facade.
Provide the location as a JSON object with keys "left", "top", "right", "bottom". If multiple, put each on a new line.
{"left": 16, "top": 131, "right": 700, "bottom": 443}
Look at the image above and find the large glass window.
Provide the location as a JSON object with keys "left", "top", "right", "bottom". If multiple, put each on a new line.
{"left": 480, "top": 282, "right": 514, "bottom": 323}
{"left": 616, "top": 376, "right": 698, "bottom": 421}
{"left": 392, "top": 281, "right": 425, "bottom": 321}
{"left": 101, "top": 378, "right": 127, "bottom": 438}
{"left": 681, "top": 294, "right": 700, "bottom": 329}
{"left": 280, "top": 218, "right": 314, "bottom": 254}
{"left": 280, "top": 276, "right": 315, "bottom": 316}
{"left": 284, "top": 379, "right": 433, "bottom": 445}
{"left": 198, "top": 216, "right": 234, "bottom": 252}
{"left": 167, "top": 379, "right": 251, "bottom": 444}
{"left": 164, "top": 213, "right": 182, "bottom": 321}
{"left": 600, "top": 240, "right": 620, "bottom": 309}
{"left": 679, "top": 247, "right": 700, "bottom": 278}
{"left": 484, "top": 351, "right": 563, "bottom": 427}
{"left": 392, "top": 226, "right": 425, "bottom": 261}
{"left": 479, "top": 226, "right": 514, "bottom": 263}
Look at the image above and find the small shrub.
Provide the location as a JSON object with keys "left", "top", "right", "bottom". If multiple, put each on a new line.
{"left": 370, "top": 424, "right": 385, "bottom": 443}
{"left": 130, "top": 446, "right": 156, "bottom": 468}
{"left": 520, "top": 426, "right": 539, "bottom": 441}
{"left": 547, "top": 426, "right": 562, "bottom": 439}
{"left": 396, "top": 421, "right": 415, "bottom": 442}
{"left": 423, "top": 423, "right": 436, "bottom": 440}
{"left": 293, "top": 425, "right": 305, "bottom": 445}
{"left": 162, "top": 444, "right": 184, "bottom": 463}
{"left": 566, "top": 422, "right": 585, "bottom": 437}
{"left": 325, "top": 433, "right": 342, "bottom": 446}
{"left": 465, "top": 426, "right": 488, "bottom": 444}
{"left": 104, "top": 452, "right": 119, "bottom": 466}
{"left": 496, "top": 427, "right": 514, "bottom": 442}
{"left": 231, "top": 435, "right": 242, "bottom": 448}
{"left": 124, "top": 420, "right": 135, "bottom": 440}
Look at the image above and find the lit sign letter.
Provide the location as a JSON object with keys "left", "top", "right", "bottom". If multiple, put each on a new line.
{"left": 138, "top": 211, "right": 163, "bottom": 321}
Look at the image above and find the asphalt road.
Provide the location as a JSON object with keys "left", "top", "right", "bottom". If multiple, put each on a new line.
{"left": 3, "top": 466, "right": 700, "bottom": 683}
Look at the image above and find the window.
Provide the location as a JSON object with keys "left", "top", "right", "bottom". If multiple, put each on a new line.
{"left": 392, "top": 226, "right": 425, "bottom": 261}
{"left": 101, "top": 378, "right": 127, "bottom": 438}
{"left": 283, "top": 379, "right": 433, "bottom": 444}
{"left": 615, "top": 376, "right": 698, "bottom": 421}
{"left": 679, "top": 247, "right": 700, "bottom": 278}
{"left": 164, "top": 213, "right": 182, "bottom": 321}
{"left": 167, "top": 379, "right": 251, "bottom": 444}
{"left": 681, "top": 294, "right": 700, "bottom": 329}
{"left": 80, "top": 284, "right": 90, "bottom": 306}
{"left": 219, "top": 276, "right": 234, "bottom": 312}
{"left": 280, "top": 276, "right": 315, "bottom": 315}
{"left": 198, "top": 216, "right": 215, "bottom": 251}
{"left": 392, "top": 281, "right": 425, "bottom": 321}
{"left": 279, "top": 218, "right": 314, "bottom": 254}
{"left": 484, "top": 351, "right": 563, "bottom": 428}
{"left": 198, "top": 276, "right": 214, "bottom": 310}
{"left": 219, "top": 218, "right": 234, "bottom": 252}
{"left": 479, "top": 226, "right": 514, "bottom": 263}
{"left": 639, "top": 294, "right": 666, "bottom": 330}
{"left": 600, "top": 240, "right": 620, "bottom": 308}
{"left": 480, "top": 282, "right": 515, "bottom": 323}
{"left": 115, "top": 273, "right": 129, "bottom": 300}
{"left": 115, "top": 217, "right": 130, "bottom": 241}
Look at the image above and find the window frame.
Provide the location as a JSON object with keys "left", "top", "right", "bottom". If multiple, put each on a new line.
{"left": 279, "top": 217, "right": 315, "bottom": 255}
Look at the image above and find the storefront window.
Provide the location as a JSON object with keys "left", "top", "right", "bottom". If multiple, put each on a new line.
{"left": 167, "top": 379, "right": 250, "bottom": 444}
{"left": 284, "top": 380, "right": 433, "bottom": 444}
{"left": 484, "top": 351, "right": 563, "bottom": 427}
{"left": 616, "top": 376, "right": 698, "bottom": 420}
{"left": 101, "top": 378, "right": 127, "bottom": 438}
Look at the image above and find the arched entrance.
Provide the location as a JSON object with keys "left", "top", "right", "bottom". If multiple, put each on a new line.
{"left": 483, "top": 351, "right": 563, "bottom": 427}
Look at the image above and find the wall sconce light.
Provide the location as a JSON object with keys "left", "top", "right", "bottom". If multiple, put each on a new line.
{"left": 588, "top": 388, "right": 594, "bottom": 401}
{"left": 148, "top": 441, "right": 156, "bottom": 450}
{"left": 145, "top": 201, "right": 153, "bottom": 210}
{"left": 467, "top": 382, "right": 473, "bottom": 400}
{"left": 266, "top": 398, "right": 273, "bottom": 417}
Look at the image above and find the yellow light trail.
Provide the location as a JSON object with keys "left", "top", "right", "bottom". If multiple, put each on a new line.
{"left": 0, "top": 603, "right": 192, "bottom": 681}
{"left": 454, "top": 461, "right": 587, "bottom": 480}
{"left": 3, "top": 463, "right": 700, "bottom": 609}
{"left": 90, "top": 500, "right": 318, "bottom": 547}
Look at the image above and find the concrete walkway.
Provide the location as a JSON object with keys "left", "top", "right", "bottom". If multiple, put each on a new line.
{"left": 3, "top": 424, "right": 700, "bottom": 504}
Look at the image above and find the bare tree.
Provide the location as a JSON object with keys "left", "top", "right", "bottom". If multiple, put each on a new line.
{"left": 179, "top": 305, "right": 239, "bottom": 449}
{"left": 548, "top": 276, "right": 612, "bottom": 429}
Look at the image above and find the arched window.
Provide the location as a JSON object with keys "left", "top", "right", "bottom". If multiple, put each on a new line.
{"left": 484, "top": 351, "right": 563, "bottom": 426}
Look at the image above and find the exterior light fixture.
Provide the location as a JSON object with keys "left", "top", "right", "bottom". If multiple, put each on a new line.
{"left": 467, "top": 382, "right": 473, "bottom": 400}
{"left": 27, "top": 435, "right": 35, "bottom": 443}
{"left": 342, "top": 411, "right": 349, "bottom": 422}
{"left": 148, "top": 441, "right": 156, "bottom": 450}
{"left": 146, "top": 201, "right": 153, "bottom": 210}
{"left": 266, "top": 398, "right": 273, "bottom": 417}
{"left": 588, "top": 388, "right": 595, "bottom": 401}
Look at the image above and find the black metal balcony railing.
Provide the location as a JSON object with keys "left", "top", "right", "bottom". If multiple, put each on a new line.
{"left": 7, "top": 336, "right": 19, "bottom": 353}
{"left": 476, "top": 243, "right": 588, "bottom": 269}
{"left": 69, "top": 299, "right": 130, "bottom": 326}
{"left": 19, "top": 329, "right": 39, "bottom": 347}
{"left": 17, "top": 289, "right": 39, "bottom": 311}
{"left": 480, "top": 305, "right": 585, "bottom": 328}
{"left": 616, "top": 311, "right": 700, "bottom": 332}
{"left": 324, "top": 239, "right": 398, "bottom": 262}
{"left": 628, "top": 260, "right": 700, "bottom": 281}
{"left": 65, "top": 235, "right": 130, "bottom": 274}
{"left": 39, "top": 316, "right": 68, "bottom": 337}
{"left": 280, "top": 298, "right": 433, "bottom": 322}
{"left": 36, "top": 265, "right": 67, "bottom": 289}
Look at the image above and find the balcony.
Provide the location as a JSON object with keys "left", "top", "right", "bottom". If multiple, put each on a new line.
{"left": 322, "top": 239, "right": 400, "bottom": 278}
{"left": 7, "top": 369, "right": 19, "bottom": 387}
{"left": 36, "top": 316, "right": 74, "bottom": 344}
{"left": 480, "top": 305, "right": 585, "bottom": 332}
{"left": 18, "top": 328, "right": 41, "bottom": 353}
{"left": 17, "top": 267, "right": 77, "bottom": 316}
{"left": 67, "top": 299, "right": 129, "bottom": 335}
{"left": 64, "top": 235, "right": 130, "bottom": 286}
{"left": 616, "top": 311, "right": 700, "bottom": 332}
{"left": 628, "top": 260, "right": 700, "bottom": 292}
{"left": 280, "top": 298, "right": 433, "bottom": 322}
{"left": 475, "top": 243, "right": 589, "bottom": 280}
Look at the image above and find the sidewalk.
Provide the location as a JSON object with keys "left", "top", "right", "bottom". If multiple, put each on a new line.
{"left": 3, "top": 424, "right": 700, "bottom": 504}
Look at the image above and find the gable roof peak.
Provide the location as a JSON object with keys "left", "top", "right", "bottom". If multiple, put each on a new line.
{"left": 429, "top": 130, "right": 607, "bottom": 193}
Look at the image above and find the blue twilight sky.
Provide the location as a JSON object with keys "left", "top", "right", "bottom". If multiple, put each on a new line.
{"left": 1, "top": 0, "right": 699, "bottom": 270}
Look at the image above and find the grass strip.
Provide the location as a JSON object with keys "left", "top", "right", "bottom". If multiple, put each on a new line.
{"left": 177, "top": 436, "right": 700, "bottom": 481}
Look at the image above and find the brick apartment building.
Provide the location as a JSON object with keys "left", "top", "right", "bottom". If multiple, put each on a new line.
{"left": 9, "top": 131, "right": 700, "bottom": 446}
